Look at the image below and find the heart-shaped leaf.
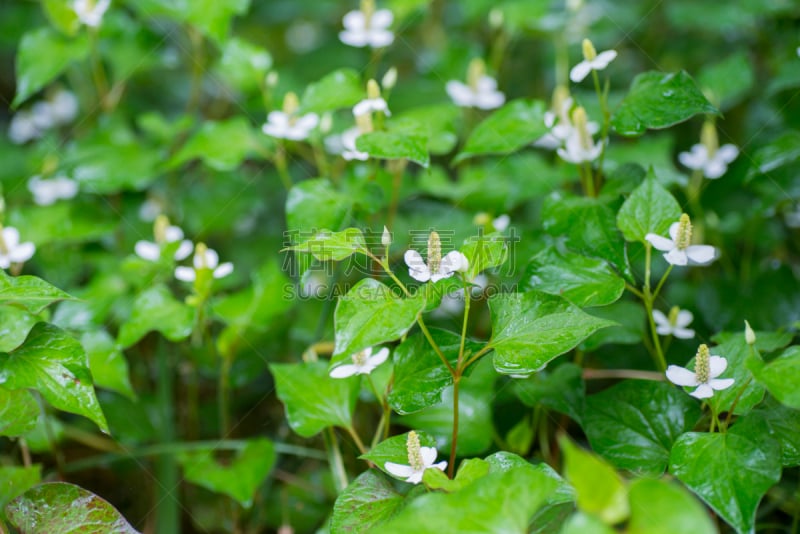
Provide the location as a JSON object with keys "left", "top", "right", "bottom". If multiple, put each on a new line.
{"left": 748, "top": 345, "right": 800, "bottom": 409}
{"left": 0, "top": 387, "right": 39, "bottom": 437}
{"left": 117, "top": 285, "right": 195, "bottom": 348}
{"left": 330, "top": 469, "right": 407, "bottom": 533}
{"left": 0, "top": 271, "right": 75, "bottom": 314}
{"left": 616, "top": 169, "right": 682, "bottom": 243}
{"left": 627, "top": 478, "right": 716, "bottom": 534}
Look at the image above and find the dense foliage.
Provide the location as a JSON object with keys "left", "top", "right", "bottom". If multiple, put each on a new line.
{"left": 1, "top": 0, "right": 800, "bottom": 532}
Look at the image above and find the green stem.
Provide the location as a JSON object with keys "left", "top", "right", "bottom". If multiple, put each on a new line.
{"left": 642, "top": 244, "right": 667, "bottom": 372}
{"left": 155, "top": 341, "right": 180, "bottom": 534}
{"left": 652, "top": 264, "right": 674, "bottom": 301}
{"left": 462, "top": 344, "right": 493, "bottom": 370}
{"left": 448, "top": 374, "right": 460, "bottom": 479}
{"left": 324, "top": 428, "right": 348, "bottom": 492}
{"left": 457, "top": 276, "right": 472, "bottom": 370}
{"left": 591, "top": 70, "right": 610, "bottom": 187}
{"left": 625, "top": 282, "right": 644, "bottom": 299}
{"left": 345, "top": 425, "right": 368, "bottom": 455}
{"left": 185, "top": 26, "right": 205, "bottom": 115}
{"left": 723, "top": 377, "right": 753, "bottom": 430}
{"left": 19, "top": 438, "right": 32, "bottom": 468}
{"left": 274, "top": 143, "right": 293, "bottom": 190}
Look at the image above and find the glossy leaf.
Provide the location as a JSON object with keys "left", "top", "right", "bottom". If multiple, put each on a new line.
{"left": 519, "top": 246, "right": 624, "bottom": 307}
{"left": 0, "top": 323, "right": 108, "bottom": 433}
{"left": 117, "top": 285, "right": 195, "bottom": 348}
{"left": 332, "top": 278, "right": 425, "bottom": 361}
{"left": 217, "top": 37, "right": 272, "bottom": 92}
{"left": 378, "top": 458, "right": 559, "bottom": 534}
{"left": 81, "top": 329, "right": 135, "bottom": 400}
{"left": 284, "top": 228, "right": 368, "bottom": 261}
{"left": 748, "top": 345, "right": 800, "bottom": 409}
{"left": 0, "top": 271, "right": 74, "bottom": 314}
{"left": 423, "top": 458, "right": 490, "bottom": 492}
{"left": 745, "top": 131, "right": 800, "bottom": 180}
{"left": 389, "top": 329, "right": 482, "bottom": 415}
{"left": 168, "top": 117, "right": 259, "bottom": 171}
{"left": 356, "top": 120, "right": 430, "bottom": 168}
{"left": 183, "top": 0, "right": 251, "bottom": 43}
{"left": 330, "top": 470, "right": 406, "bottom": 533}
{"left": 178, "top": 438, "right": 275, "bottom": 508}
{"left": 559, "top": 436, "right": 629, "bottom": 525}
{"left": 580, "top": 300, "right": 646, "bottom": 351}
{"left": 270, "top": 360, "right": 359, "bottom": 437}
{"left": 0, "top": 387, "right": 39, "bottom": 437}
{"left": 488, "top": 291, "right": 616, "bottom": 375}
{"left": 459, "top": 233, "right": 508, "bottom": 279}
{"left": 454, "top": 99, "right": 548, "bottom": 163}
{"left": 561, "top": 512, "right": 617, "bottom": 534}
{"left": 541, "top": 194, "right": 632, "bottom": 281}
{"left": 360, "top": 430, "right": 438, "bottom": 474}
{"left": 512, "top": 363, "right": 585, "bottom": 424}
{"left": 68, "top": 137, "right": 161, "bottom": 194}
{"left": 669, "top": 431, "right": 781, "bottom": 534}
{"left": 616, "top": 169, "right": 682, "bottom": 243}
{"left": 42, "top": 0, "right": 81, "bottom": 36}
{"left": 286, "top": 178, "right": 352, "bottom": 234}
{"left": 6, "top": 482, "right": 139, "bottom": 533}
{"left": 0, "top": 305, "right": 39, "bottom": 352}
{"left": 611, "top": 71, "right": 718, "bottom": 136}
{"left": 628, "top": 478, "right": 716, "bottom": 534}
{"left": 583, "top": 380, "right": 702, "bottom": 475}
{"left": 0, "top": 465, "right": 41, "bottom": 512}
{"left": 13, "top": 27, "right": 89, "bottom": 106}
{"left": 739, "top": 397, "right": 800, "bottom": 467}
{"left": 301, "top": 68, "right": 365, "bottom": 113}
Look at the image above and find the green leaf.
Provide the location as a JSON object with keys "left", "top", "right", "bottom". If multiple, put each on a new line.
{"left": 6, "top": 482, "right": 139, "bottom": 533}
{"left": 332, "top": 278, "right": 426, "bottom": 361}
{"left": 454, "top": 99, "right": 548, "bottom": 163}
{"left": 739, "top": 397, "right": 800, "bottom": 467}
{"left": 0, "top": 323, "right": 108, "bottom": 433}
{"left": 611, "top": 71, "right": 718, "bottom": 137}
{"left": 389, "top": 329, "right": 482, "bottom": 414}
{"left": 286, "top": 179, "right": 352, "bottom": 235}
{"left": 41, "top": 0, "right": 80, "bottom": 36}
{"left": 0, "top": 305, "right": 39, "bottom": 352}
{"left": 378, "top": 459, "right": 559, "bottom": 534}
{"left": 581, "top": 300, "right": 646, "bottom": 351}
{"left": 561, "top": 512, "right": 617, "bottom": 534}
{"left": 117, "top": 285, "right": 195, "bottom": 348}
{"left": 628, "top": 478, "right": 716, "bottom": 534}
{"left": 7, "top": 202, "right": 116, "bottom": 246}
{"left": 356, "top": 120, "right": 430, "bottom": 168}
{"left": 519, "top": 246, "right": 625, "bottom": 307}
{"left": 746, "top": 131, "right": 800, "bottom": 180}
{"left": 13, "top": 27, "right": 89, "bottom": 107}
{"left": 360, "top": 430, "right": 439, "bottom": 475}
{"left": 697, "top": 51, "right": 754, "bottom": 111}
{"left": 512, "top": 363, "right": 585, "bottom": 424}
{"left": 669, "top": 431, "right": 781, "bottom": 534}
{"left": 559, "top": 435, "right": 629, "bottom": 525}
{"left": 0, "top": 388, "right": 39, "bottom": 437}
{"left": 81, "top": 330, "right": 135, "bottom": 400}
{"left": 616, "top": 169, "right": 682, "bottom": 243}
{"left": 178, "top": 438, "right": 275, "bottom": 508}
{"left": 0, "top": 465, "right": 41, "bottom": 512}
{"left": 748, "top": 345, "right": 800, "bottom": 409}
{"left": 68, "top": 137, "right": 161, "bottom": 194}
{"left": 423, "top": 458, "right": 490, "bottom": 492}
{"left": 459, "top": 233, "right": 508, "bottom": 279}
{"left": 488, "top": 291, "right": 616, "bottom": 375}
{"left": 583, "top": 380, "right": 702, "bottom": 476}
{"left": 541, "top": 194, "right": 632, "bottom": 281}
{"left": 270, "top": 360, "right": 359, "bottom": 437}
{"left": 168, "top": 117, "right": 259, "bottom": 171}
{"left": 396, "top": 104, "right": 460, "bottom": 154}
{"left": 284, "top": 228, "right": 368, "bottom": 261}
{"left": 0, "top": 271, "right": 75, "bottom": 314}
{"left": 183, "top": 0, "right": 251, "bottom": 43}
{"left": 301, "top": 68, "right": 365, "bottom": 113}
{"left": 330, "top": 470, "right": 406, "bottom": 533}
{"left": 217, "top": 37, "right": 272, "bottom": 92}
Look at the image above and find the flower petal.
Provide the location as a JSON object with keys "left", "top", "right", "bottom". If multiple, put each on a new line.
{"left": 214, "top": 262, "right": 234, "bottom": 279}
{"left": 367, "top": 30, "right": 394, "bottom": 48}
{"left": 676, "top": 309, "right": 694, "bottom": 328}
{"left": 404, "top": 249, "right": 431, "bottom": 282}
{"left": 9, "top": 242, "right": 35, "bottom": 263}
{"left": 420, "top": 446, "right": 438, "bottom": 467}
{"left": 2, "top": 227, "right": 20, "bottom": 249}
{"left": 174, "top": 240, "right": 194, "bottom": 261}
{"left": 367, "top": 347, "right": 390, "bottom": 368}
{"left": 329, "top": 364, "right": 359, "bottom": 378}
{"left": 666, "top": 365, "right": 699, "bottom": 387}
{"left": 441, "top": 250, "right": 469, "bottom": 273}
{"left": 569, "top": 60, "right": 592, "bottom": 83}
{"left": 592, "top": 49, "right": 618, "bottom": 69}
{"left": 703, "top": 159, "right": 727, "bottom": 179}
{"left": 339, "top": 30, "right": 369, "bottom": 47}
{"left": 686, "top": 245, "right": 716, "bottom": 265}
{"left": 135, "top": 241, "right": 161, "bottom": 262}
{"left": 342, "top": 10, "right": 366, "bottom": 31}
{"left": 371, "top": 9, "right": 394, "bottom": 29}
{"left": 716, "top": 144, "right": 739, "bottom": 164}
{"left": 446, "top": 80, "right": 474, "bottom": 107}
{"left": 678, "top": 144, "right": 707, "bottom": 170}
{"left": 672, "top": 327, "right": 695, "bottom": 339}
{"left": 664, "top": 248, "right": 688, "bottom": 266}
{"left": 165, "top": 226, "right": 184, "bottom": 242}
{"left": 690, "top": 384, "right": 715, "bottom": 399}
{"left": 709, "top": 378, "right": 735, "bottom": 391}
{"left": 174, "top": 266, "right": 196, "bottom": 282}
{"left": 708, "top": 355, "right": 728, "bottom": 378}
{"left": 432, "top": 460, "right": 448, "bottom": 472}
{"left": 668, "top": 221, "right": 681, "bottom": 242}
{"left": 384, "top": 462, "right": 414, "bottom": 478}
{"left": 645, "top": 233, "right": 675, "bottom": 252}
{"left": 652, "top": 309, "right": 669, "bottom": 328}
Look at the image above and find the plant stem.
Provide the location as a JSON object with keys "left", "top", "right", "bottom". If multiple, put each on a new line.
{"left": 723, "top": 377, "right": 753, "bottom": 430}
{"left": 591, "top": 70, "right": 610, "bottom": 187}
{"left": 185, "top": 26, "right": 205, "bottom": 115}
{"left": 345, "top": 425, "right": 368, "bottom": 455}
{"left": 641, "top": 244, "right": 667, "bottom": 372}
{"left": 274, "top": 143, "right": 293, "bottom": 190}
{"left": 324, "top": 428, "right": 348, "bottom": 492}
{"left": 582, "top": 369, "right": 665, "bottom": 381}
{"left": 19, "top": 438, "right": 32, "bottom": 468}
{"left": 448, "top": 374, "right": 460, "bottom": 479}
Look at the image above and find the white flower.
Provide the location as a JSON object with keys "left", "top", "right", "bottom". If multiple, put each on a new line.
{"left": 678, "top": 143, "right": 739, "bottom": 179}
{"left": 404, "top": 231, "right": 469, "bottom": 283}
{"left": 47, "top": 90, "right": 79, "bottom": 125}
{"left": 339, "top": 2, "right": 394, "bottom": 48}
{"left": 340, "top": 127, "right": 369, "bottom": 161}
{"left": 353, "top": 97, "right": 390, "bottom": 117}
{"left": 645, "top": 214, "right": 716, "bottom": 266}
{"left": 384, "top": 431, "right": 447, "bottom": 484}
{"left": 492, "top": 214, "right": 510, "bottom": 232}
{"left": 175, "top": 244, "right": 233, "bottom": 282}
{"left": 329, "top": 347, "right": 389, "bottom": 378}
{"left": 653, "top": 307, "right": 695, "bottom": 339}
{"left": 262, "top": 111, "right": 319, "bottom": 141}
{"left": 72, "top": 0, "right": 111, "bottom": 27}
{"left": 138, "top": 198, "right": 163, "bottom": 222}
{"left": 556, "top": 107, "right": 603, "bottom": 164}
{"left": 0, "top": 226, "right": 36, "bottom": 269}
{"left": 666, "top": 344, "right": 734, "bottom": 399}
{"left": 27, "top": 175, "right": 79, "bottom": 206}
{"left": 446, "top": 76, "right": 505, "bottom": 110}
{"left": 135, "top": 222, "right": 193, "bottom": 262}
{"left": 570, "top": 39, "right": 617, "bottom": 83}
{"left": 8, "top": 111, "right": 42, "bottom": 144}
{"left": 31, "top": 102, "right": 56, "bottom": 130}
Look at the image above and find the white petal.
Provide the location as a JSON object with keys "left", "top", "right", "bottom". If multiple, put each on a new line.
{"left": 404, "top": 250, "right": 431, "bottom": 282}
{"left": 174, "top": 266, "right": 196, "bottom": 282}
{"left": 262, "top": 123, "right": 289, "bottom": 139}
{"left": 339, "top": 30, "right": 369, "bottom": 47}
{"left": 420, "top": 446, "right": 438, "bottom": 467}
{"left": 2, "top": 227, "right": 20, "bottom": 249}
{"left": 0, "top": 256, "right": 9, "bottom": 269}
{"left": 367, "top": 347, "right": 390, "bottom": 368}
{"left": 709, "top": 378, "right": 735, "bottom": 391}
{"left": 686, "top": 245, "right": 716, "bottom": 265}
{"left": 196, "top": 248, "right": 220, "bottom": 270}
{"left": 708, "top": 356, "right": 728, "bottom": 378}
{"left": 441, "top": 250, "right": 469, "bottom": 274}
{"left": 474, "top": 90, "right": 505, "bottom": 110}
{"left": 165, "top": 226, "right": 184, "bottom": 242}
{"left": 672, "top": 327, "right": 695, "bottom": 339}
{"left": 703, "top": 159, "right": 727, "bottom": 179}
{"left": 569, "top": 61, "right": 592, "bottom": 83}
{"left": 135, "top": 241, "right": 161, "bottom": 261}
{"left": 295, "top": 113, "right": 319, "bottom": 130}
{"left": 690, "top": 384, "right": 714, "bottom": 399}
{"left": 342, "top": 10, "right": 366, "bottom": 31}
{"left": 431, "top": 460, "right": 447, "bottom": 472}
{"left": 668, "top": 221, "right": 681, "bottom": 242}
{"left": 716, "top": 144, "right": 739, "bottom": 164}
{"left": 214, "top": 262, "right": 234, "bottom": 279}
{"left": 9, "top": 242, "right": 35, "bottom": 263}
{"left": 329, "top": 364, "right": 359, "bottom": 378}
{"left": 592, "top": 49, "right": 617, "bottom": 69}
{"left": 446, "top": 80, "right": 474, "bottom": 107}
{"left": 664, "top": 248, "right": 688, "bottom": 266}
{"left": 678, "top": 145, "right": 707, "bottom": 170}
{"left": 656, "top": 324, "right": 673, "bottom": 336}
{"left": 666, "top": 365, "right": 699, "bottom": 387}
{"left": 371, "top": 9, "right": 394, "bottom": 29}
{"left": 174, "top": 240, "right": 193, "bottom": 261}
{"left": 675, "top": 309, "right": 694, "bottom": 328}
{"left": 556, "top": 147, "right": 578, "bottom": 164}
{"left": 543, "top": 111, "right": 556, "bottom": 128}
{"left": 652, "top": 309, "right": 669, "bottom": 329}
{"left": 384, "top": 462, "right": 414, "bottom": 478}
{"left": 367, "top": 30, "right": 394, "bottom": 48}
{"left": 492, "top": 214, "right": 510, "bottom": 231}
{"left": 645, "top": 233, "right": 675, "bottom": 252}
{"left": 405, "top": 470, "right": 424, "bottom": 484}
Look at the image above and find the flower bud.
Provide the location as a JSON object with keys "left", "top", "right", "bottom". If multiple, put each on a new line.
{"left": 700, "top": 120, "right": 719, "bottom": 158}
{"left": 744, "top": 320, "right": 756, "bottom": 346}
{"left": 467, "top": 58, "right": 486, "bottom": 90}
{"left": 195, "top": 242, "right": 209, "bottom": 269}
{"left": 154, "top": 214, "right": 170, "bottom": 244}
{"left": 382, "top": 67, "right": 397, "bottom": 91}
{"left": 668, "top": 306, "right": 680, "bottom": 326}
{"left": 366, "top": 79, "right": 381, "bottom": 100}
{"left": 474, "top": 212, "right": 491, "bottom": 227}
{"left": 361, "top": 0, "right": 375, "bottom": 22}
{"left": 319, "top": 112, "right": 333, "bottom": 134}
{"left": 582, "top": 38, "right": 597, "bottom": 61}
{"left": 382, "top": 225, "right": 392, "bottom": 247}
{"left": 282, "top": 92, "right": 299, "bottom": 115}
{"left": 571, "top": 106, "right": 592, "bottom": 149}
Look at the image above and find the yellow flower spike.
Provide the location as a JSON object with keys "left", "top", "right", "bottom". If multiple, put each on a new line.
{"left": 427, "top": 231, "right": 442, "bottom": 274}
{"left": 582, "top": 38, "right": 598, "bottom": 61}
{"left": 694, "top": 344, "right": 711, "bottom": 384}
{"left": 282, "top": 92, "right": 300, "bottom": 115}
{"left": 675, "top": 213, "right": 692, "bottom": 250}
